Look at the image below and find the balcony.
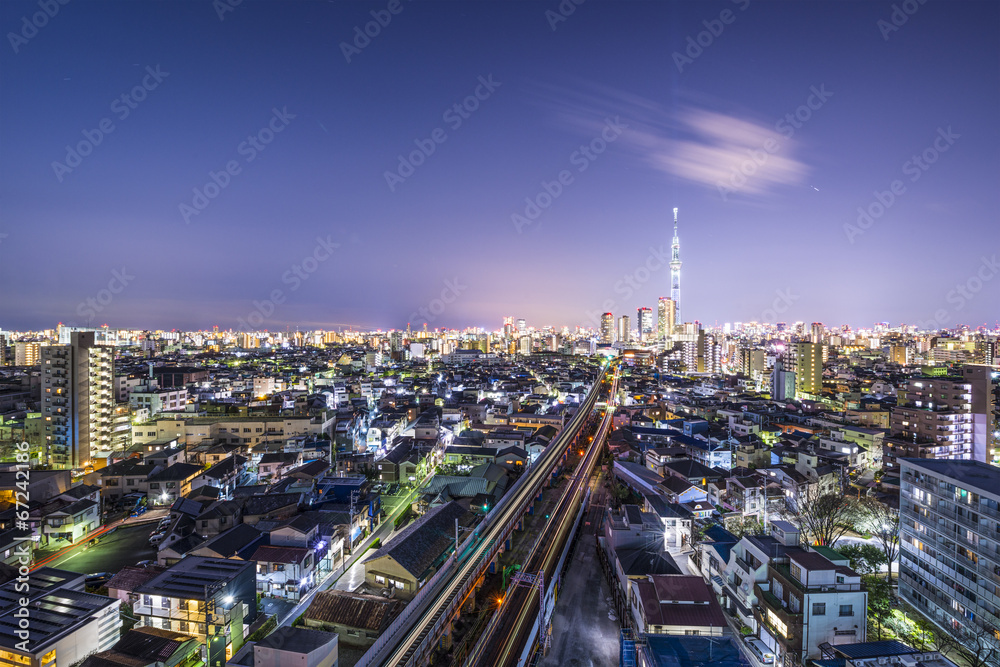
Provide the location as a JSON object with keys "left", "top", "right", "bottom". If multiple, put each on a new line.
{"left": 733, "top": 556, "right": 754, "bottom": 575}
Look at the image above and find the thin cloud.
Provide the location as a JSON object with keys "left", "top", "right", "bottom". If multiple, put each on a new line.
{"left": 528, "top": 80, "right": 810, "bottom": 197}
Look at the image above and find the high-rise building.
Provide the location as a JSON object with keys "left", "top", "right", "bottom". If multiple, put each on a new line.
{"left": 898, "top": 458, "right": 1000, "bottom": 659}
{"left": 617, "top": 315, "right": 630, "bottom": 345}
{"left": 787, "top": 342, "right": 822, "bottom": 397}
{"left": 810, "top": 322, "right": 823, "bottom": 344}
{"left": 771, "top": 358, "right": 796, "bottom": 401}
{"left": 961, "top": 365, "right": 996, "bottom": 464}
{"left": 657, "top": 297, "right": 676, "bottom": 341}
{"left": 41, "top": 331, "right": 115, "bottom": 468}
{"left": 670, "top": 208, "right": 681, "bottom": 323}
{"left": 600, "top": 312, "right": 615, "bottom": 344}
{"left": 637, "top": 307, "right": 654, "bottom": 342}
{"left": 0, "top": 335, "right": 8, "bottom": 366}
{"left": 503, "top": 316, "right": 514, "bottom": 339}
{"left": 14, "top": 341, "right": 41, "bottom": 366}
{"left": 884, "top": 370, "right": 977, "bottom": 471}
{"left": 516, "top": 318, "right": 526, "bottom": 334}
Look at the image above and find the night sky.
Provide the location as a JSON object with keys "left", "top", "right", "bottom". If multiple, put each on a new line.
{"left": 1, "top": 0, "right": 997, "bottom": 333}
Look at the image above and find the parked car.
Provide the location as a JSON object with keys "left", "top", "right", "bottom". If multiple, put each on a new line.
{"left": 85, "top": 573, "right": 113, "bottom": 586}
{"left": 743, "top": 637, "right": 774, "bottom": 664}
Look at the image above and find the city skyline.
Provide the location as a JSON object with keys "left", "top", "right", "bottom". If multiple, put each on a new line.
{"left": 2, "top": 1, "right": 998, "bottom": 332}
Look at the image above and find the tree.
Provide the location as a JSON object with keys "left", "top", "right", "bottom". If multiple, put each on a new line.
{"left": 725, "top": 515, "right": 765, "bottom": 538}
{"left": 790, "top": 486, "right": 856, "bottom": 547}
{"left": 854, "top": 496, "right": 900, "bottom": 579}
{"left": 862, "top": 574, "right": 893, "bottom": 639}
{"left": 837, "top": 543, "right": 887, "bottom": 575}
{"left": 931, "top": 625, "right": 1000, "bottom": 667}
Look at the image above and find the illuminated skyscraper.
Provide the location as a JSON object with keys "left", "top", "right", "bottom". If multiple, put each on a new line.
{"left": 41, "top": 331, "right": 114, "bottom": 469}
{"left": 657, "top": 297, "right": 676, "bottom": 341}
{"left": 637, "top": 307, "right": 654, "bottom": 342}
{"left": 617, "top": 315, "right": 630, "bottom": 344}
{"left": 670, "top": 207, "right": 682, "bottom": 324}
{"left": 600, "top": 312, "right": 614, "bottom": 344}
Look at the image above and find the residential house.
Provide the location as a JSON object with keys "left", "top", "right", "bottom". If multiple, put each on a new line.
{"left": 754, "top": 548, "right": 867, "bottom": 664}
{"left": 0, "top": 568, "right": 122, "bottom": 667}
{"left": 80, "top": 627, "right": 202, "bottom": 667}
{"left": 251, "top": 545, "right": 316, "bottom": 601}
{"left": 627, "top": 575, "right": 727, "bottom": 636}
{"left": 302, "top": 590, "right": 404, "bottom": 648}
{"left": 147, "top": 463, "right": 204, "bottom": 507}
{"left": 252, "top": 626, "right": 338, "bottom": 667}
{"left": 134, "top": 557, "right": 257, "bottom": 664}
{"left": 362, "top": 501, "right": 472, "bottom": 600}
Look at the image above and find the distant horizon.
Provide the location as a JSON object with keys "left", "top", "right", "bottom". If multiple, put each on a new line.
{"left": 3, "top": 318, "right": 998, "bottom": 336}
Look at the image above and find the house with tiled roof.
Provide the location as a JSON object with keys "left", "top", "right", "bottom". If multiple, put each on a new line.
{"left": 105, "top": 565, "right": 168, "bottom": 604}
{"left": 628, "top": 575, "right": 727, "bottom": 636}
{"left": 302, "top": 590, "right": 405, "bottom": 648}
{"left": 79, "top": 627, "right": 201, "bottom": 667}
{"left": 363, "top": 501, "right": 472, "bottom": 600}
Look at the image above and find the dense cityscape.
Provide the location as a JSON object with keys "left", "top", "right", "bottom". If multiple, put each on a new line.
{"left": 2, "top": 2, "right": 998, "bottom": 667}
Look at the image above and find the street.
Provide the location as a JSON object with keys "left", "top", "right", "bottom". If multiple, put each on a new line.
{"left": 276, "top": 473, "right": 432, "bottom": 627}
{"left": 37, "top": 521, "right": 158, "bottom": 574}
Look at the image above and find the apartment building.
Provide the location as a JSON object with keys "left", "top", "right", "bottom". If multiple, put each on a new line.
{"left": 898, "top": 458, "right": 1000, "bottom": 658}
{"left": 134, "top": 557, "right": 257, "bottom": 666}
{"left": 41, "top": 331, "right": 114, "bottom": 468}
{"left": 133, "top": 415, "right": 333, "bottom": 447}
{"left": 886, "top": 373, "right": 975, "bottom": 470}
{"left": 0, "top": 568, "right": 122, "bottom": 667}
{"left": 754, "top": 548, "right": 867, "bottom": 665}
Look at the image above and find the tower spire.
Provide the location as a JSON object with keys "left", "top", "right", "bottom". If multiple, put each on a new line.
{"left": 670, "top": 208, "right": 682, "bottom": 326}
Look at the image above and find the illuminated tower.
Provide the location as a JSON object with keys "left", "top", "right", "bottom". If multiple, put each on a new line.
{"left": 670, "top": 207, "right": 681, "bottom": 324}
{"left": 600, "top": 312, "right": 614, "bottom": 344}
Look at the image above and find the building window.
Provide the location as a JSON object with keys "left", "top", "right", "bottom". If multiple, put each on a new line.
{"left": 812, "top": 602, "right": 826, "bottom": 616}
{"left": 839, "top": 604, "right": 853, "bottom": 617}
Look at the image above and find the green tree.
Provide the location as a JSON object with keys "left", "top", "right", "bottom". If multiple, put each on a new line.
{"left": 863, "top": 574, "right": 893, "bottom": 638}
{"left": 855, "top": 497, "right": 900, "bottom": 579}
{"left": 838, "top": 543, "right": 887, "bottom": 575}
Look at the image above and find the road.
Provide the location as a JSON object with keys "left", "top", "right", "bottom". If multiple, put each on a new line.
{"left": 467, "top": 365, "right": 619, "bottom": 667}
{"left": 276, "top": 472, "right": 434, "bottom": 628}
{"left": 539, "top": 472, "right": 620, "bottom": 667}
{"left": 31, "top": 509, "right": 167, "bottom": 571}
{"left": 356, "top": 362, "right": 613, "bottom": 667}
{"left": 40, "top": 522, "right": 158, "bottom": 574}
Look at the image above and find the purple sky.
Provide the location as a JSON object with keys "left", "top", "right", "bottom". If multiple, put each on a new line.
{"left": 1, "top": 0, "right": 998, "bottom": 333}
